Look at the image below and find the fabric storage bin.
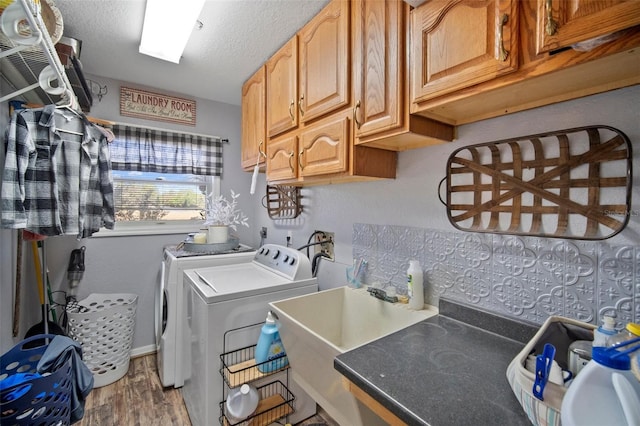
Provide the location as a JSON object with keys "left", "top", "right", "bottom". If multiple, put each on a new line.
{"left": 506, "top": 316, "right": 595, "bottom": 426}
{"left": 1, "top": 334, "right": 73, "bottom": 425}
{"left": 66, "top": 293, "right": 138, "bottom": 387}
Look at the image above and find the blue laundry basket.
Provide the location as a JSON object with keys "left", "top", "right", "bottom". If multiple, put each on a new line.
{"left": 1, "top": 334, "right": 73, "bottom": 426}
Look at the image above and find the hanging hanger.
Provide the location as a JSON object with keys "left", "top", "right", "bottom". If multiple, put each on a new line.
{"left": 55, "top": 89, "right": 85, "bottom": 136}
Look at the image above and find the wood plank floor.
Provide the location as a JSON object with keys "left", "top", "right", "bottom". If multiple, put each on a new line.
{"left": 78, "top": 354, "right": 337, "bottom": 426}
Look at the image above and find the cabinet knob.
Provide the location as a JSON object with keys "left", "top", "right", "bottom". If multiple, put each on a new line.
{"left": 288, "top": 100, "right": 295, "bottom": 122}
{"left": 353, "top": 100, "right": 362, "bottom": 130}
{"left": 497, "top": 13, "right": 509, "bottom": 62}
{"left": 298, "top": 150, "right": 305, "bottom": 171}
{"left": 288, "top": 151, "right": 295, "bottom": 173}
{"left": 545, "top": 0, "right": 558, "bottom": 36}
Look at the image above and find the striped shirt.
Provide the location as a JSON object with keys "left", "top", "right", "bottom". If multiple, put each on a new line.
{"left": 1, "top": 105, "right": 115, "bottom": 238}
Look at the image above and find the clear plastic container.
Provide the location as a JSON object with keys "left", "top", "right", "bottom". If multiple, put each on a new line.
{"left": 608, "top": 322, "right": 640, "bottom": 348}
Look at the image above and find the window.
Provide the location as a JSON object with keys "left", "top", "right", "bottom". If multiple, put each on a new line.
{"left": 103, "top": 123, "right": 223, "bottom": 235}
{"left": 112, "top": 171, "right": 218, "bottom": 224}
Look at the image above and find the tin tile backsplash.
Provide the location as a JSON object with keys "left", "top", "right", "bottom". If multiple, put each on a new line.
{"left": 352, "top": 223, "right": 639, "bottom": 327}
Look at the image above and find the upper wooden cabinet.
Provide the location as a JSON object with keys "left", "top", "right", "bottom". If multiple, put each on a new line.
{"left": 298, "top": 114, "right": 349, "bottom": 178}
{"left": 241, "top": 66, "right": 266, "bottom": 171}
{"left": 298, "top": 0, "right": 350, "bottom": 124}
{"left": 536, "top": 0, "right": 640, "bottom": 54}
{"left": 352, "top": 0, "right": 402, "bottom": 139}
{"left": 266, "top": 0, "right": 350, "bottom": 140}
{"left": 267, "top": 133, "right": 298, "bottom": 182}
{"left": 353, "top": 0, "right": 454, "bottom": 150}
{"left": 410, "top": 0, "right": 640, "bottom": 125}
{"left": 266, "top": 38, "right": 298, "bottom": 138}
{"left": 411, "top": 0, "right": 519, "bottom": 104}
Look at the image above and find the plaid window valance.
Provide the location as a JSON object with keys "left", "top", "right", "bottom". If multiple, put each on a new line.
{"left": 109, "top": 124, "right": 223, "bottom": 176}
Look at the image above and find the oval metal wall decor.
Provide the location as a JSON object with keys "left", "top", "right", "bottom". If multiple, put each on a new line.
{"left": 444, "top": 125, "right": 632, "bottom": 240}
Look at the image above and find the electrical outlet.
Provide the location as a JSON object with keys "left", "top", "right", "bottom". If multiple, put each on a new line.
{"left": 260, "top": 227, "right": 267, "bottom": 239}
{"left": 314, "top": 231, "right": 335, "bottom": 262}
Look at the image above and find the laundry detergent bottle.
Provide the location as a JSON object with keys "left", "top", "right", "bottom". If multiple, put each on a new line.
{"left": 255, "top": 311, "right": 289, "bottom": 373}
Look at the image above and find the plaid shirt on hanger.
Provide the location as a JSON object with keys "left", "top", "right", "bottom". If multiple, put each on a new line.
{"left": 1, "top": 105, "right": 115, "bottom": 238}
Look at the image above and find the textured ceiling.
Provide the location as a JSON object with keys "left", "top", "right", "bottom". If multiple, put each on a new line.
{"left": 54, "top": 0, "right": 330, "bottom": 106}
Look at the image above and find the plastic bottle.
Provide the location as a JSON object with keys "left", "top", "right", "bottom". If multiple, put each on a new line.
{"left": 561, "top": 346, "right": 640, "bottom": 426}
{"left": 407, "top": 260, "right": 424, "bottom": 310}
{"left": 592, "top": 315, "right": 616, "bottom": 347}
{"left": 608, "top": 322, "right": 640, "bottom": 348}
{"left": 225, "top": 384, "right": 259, "bottom": 423}
{"left": 255, "top": 311, "right": 289, "bottom": 373}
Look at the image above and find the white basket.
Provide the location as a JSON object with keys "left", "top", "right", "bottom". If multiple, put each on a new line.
{"left": 506, "top": 316, "right": 595, "bottom": 426}
{"left": 66, "top": 293, "right": 138, "bottom": 388}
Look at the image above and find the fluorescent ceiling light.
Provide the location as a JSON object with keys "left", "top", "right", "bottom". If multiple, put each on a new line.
{"left": 139, "top": 0, "right": 205, "bottom": 64}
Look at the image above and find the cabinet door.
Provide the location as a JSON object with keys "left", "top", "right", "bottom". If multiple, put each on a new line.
{"left": 298, "top": 115, "right": 349, "bottom": 178}
{"left": 267, "top": 134, "right": 298, "bottom": 181}
{"left": 536, "top": 0, "right": 640, "bottom": 54}
{"left": 267, "top": 37, "right": 298, "bottom": 138}
{"left": 411, "top": 0, "right": 518, "bottom": 103}
{"left": 298, "top": 0, "right": 350, "bottom": 124}
{"left": 241, "top": 67, "right": 266, "bottom": 170}
{"left": 353, "top": 0, "right": 404, "bottom": 138}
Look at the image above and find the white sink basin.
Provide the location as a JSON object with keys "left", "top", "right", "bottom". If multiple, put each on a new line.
{"left": 269, "top": 286, "right": 437, "bottom": 426}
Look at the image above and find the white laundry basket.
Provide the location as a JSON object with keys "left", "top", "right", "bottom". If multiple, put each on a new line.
{"left": 66, "top": 293, "right": 138, "bottom": 387}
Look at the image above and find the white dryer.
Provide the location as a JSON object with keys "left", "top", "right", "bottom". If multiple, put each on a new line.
{"left": 182, "top": 244, "right": 318, "bottom": 426}
{"left": 156, "top": 244, "right": 255, "bottom": 388}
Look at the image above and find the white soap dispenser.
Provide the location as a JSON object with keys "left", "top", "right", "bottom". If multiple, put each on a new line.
{"left": 407, "top": 260, "right": 424, "bottom": 310}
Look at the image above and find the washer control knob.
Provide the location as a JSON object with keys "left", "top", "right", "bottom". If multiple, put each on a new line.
{"left": 272, "top": 249, "right": 280, "bottom": 259}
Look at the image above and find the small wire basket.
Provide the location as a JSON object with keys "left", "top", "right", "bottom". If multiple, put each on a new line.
{"left": 219, "top": 380, "right": 294, "bottom": 426}
{"left": 220, "top": 344, "right": 289, "bottom": 388}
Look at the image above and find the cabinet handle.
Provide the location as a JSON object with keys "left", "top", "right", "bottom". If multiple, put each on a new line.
{"left": 288, "top": 100, "right": 295, "bottom": 122}
{"left": 545, "top": 0, "right": 558, "bottom": 36}
{"left": 298, "top": 150, "right": 305, "bottom": 171}
{"left": 497, "top": 13, "right": 509, "bottom": 62}
{"left": 258, "top": 140, "right": 266, "bottom": 159}
{"left": 298, "top": 95, "right": 305, "bottom": 118}
{"left": 288, "top": 151, "right": 295, "bottom": 173}
{"left": 353, "top": 100, "right": 362, "bottom": 130}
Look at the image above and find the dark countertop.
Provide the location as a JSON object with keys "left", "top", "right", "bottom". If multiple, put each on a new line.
{"left": 334, "top": 298, "right": 538, "bottom": 426}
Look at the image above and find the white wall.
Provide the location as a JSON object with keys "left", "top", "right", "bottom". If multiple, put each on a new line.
{"left": 2, "top": 81, "right": 638, "bottom": 354}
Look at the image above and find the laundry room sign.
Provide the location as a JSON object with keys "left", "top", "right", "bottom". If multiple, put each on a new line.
{"left": 120, "top": 87, "right": 196, "bottom": 126}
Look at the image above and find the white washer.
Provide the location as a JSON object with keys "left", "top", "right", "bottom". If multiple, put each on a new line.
{"left": 182, "top": 244, "right": 318, "bottom": 426}
{"left": 156, "top": 244, "right": 255, "bottom": 388}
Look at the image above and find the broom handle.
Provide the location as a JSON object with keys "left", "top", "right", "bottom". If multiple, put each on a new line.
{"left": 12, "top": 230, "right": 23, "bottom": 337}
{"left": 30, "top": 241, "right": 44, "bottom": 305}
{"left": 41, "top": 240, "right": 49, "bottom": 335}
{"left": 30, "top": 240, "right": 49, "bottom": 335}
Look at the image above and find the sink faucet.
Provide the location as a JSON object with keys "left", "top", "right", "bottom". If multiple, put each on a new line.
{"left": 367, "top": 287, "right": 398, "bottom": 303}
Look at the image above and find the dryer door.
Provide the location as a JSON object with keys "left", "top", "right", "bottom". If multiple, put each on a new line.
{"left": 155, "top": 260, "right": 168, "bottom": 349}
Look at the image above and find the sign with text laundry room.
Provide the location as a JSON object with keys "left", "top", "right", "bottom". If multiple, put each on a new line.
{"left": 120, "top": 86, "right": 196, "bottom": 126}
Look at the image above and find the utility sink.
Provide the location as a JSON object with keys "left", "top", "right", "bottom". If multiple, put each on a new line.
{"left": 269, "top": 286, "right": 437, "bottom": 426}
